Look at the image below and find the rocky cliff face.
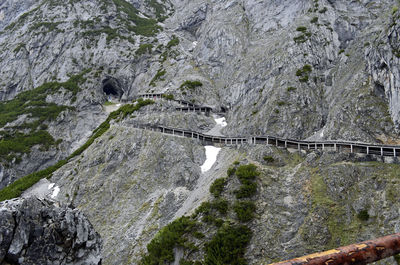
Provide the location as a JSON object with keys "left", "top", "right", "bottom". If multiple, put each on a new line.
{"left": 1, "top": 0, "right": 400, "bottom": 264}
{"left": 0, "top": 196, "right": 102, "bottom": 265}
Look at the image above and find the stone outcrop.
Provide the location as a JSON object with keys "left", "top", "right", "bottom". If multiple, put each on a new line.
{"left": 0, "top": 197, "right": 102, "bottom": 265}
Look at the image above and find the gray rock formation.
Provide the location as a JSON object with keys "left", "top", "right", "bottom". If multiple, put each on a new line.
{"left": 0, "top": 197, "right": 102, "bottom": 265}
{"left": 0, "top": 0, "right": 400, "bottom": 264}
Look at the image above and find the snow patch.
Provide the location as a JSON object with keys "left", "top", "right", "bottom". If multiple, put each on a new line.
{"left": 48, "top": 183, "right": 55, "bottom": 190}
{"left": 214, "top": 117, "right": 227, "bottom": 127}
{"left": 201, "top": 146, "right": 221, "bottom": 173}
{"left": 51, "top": 186, "right": 60, "bottom": 198}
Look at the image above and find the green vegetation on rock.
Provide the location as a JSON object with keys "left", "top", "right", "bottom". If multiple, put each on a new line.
{"left": 204, "top": 225, "right": 252, "bottom": 265}
{"left": 0, "top": 69, "right": 91, "bottom": 163}
{"left": 149, "top": 68, "right": 166, "bottom": 87}
{"left": 136, "top": 44, "right": 153, "bottom": 56}
{"left": 0, "top": 98, "right": 154, "bottom": 201}
{"left": 180, "top": 80, "right": 203, "bottom": 90}
{"left": 296, "top": 64, "right": 313, "bottom": 82}
{"left": 141, "top": 216, "right": 198, "bottom": 265}
{"left": 209, "top": 177, "right": 227, "bottom": 197}
{"left": 141, "top": 163, "right": 259, "bottom": 264}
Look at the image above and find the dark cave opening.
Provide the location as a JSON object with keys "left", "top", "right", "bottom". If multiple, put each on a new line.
{"left": 103, "top": 83, "right": 118, "bottom": 96}
{"left": 374, "top": 82, "right": 385, "bottom": 99}
{"left": 102, "top": 78, "right": 123, "bottom": 99}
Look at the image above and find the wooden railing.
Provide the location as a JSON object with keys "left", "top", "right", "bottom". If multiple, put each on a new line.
{"left": 127, "top": 122, "right": 400, "bottom": 157}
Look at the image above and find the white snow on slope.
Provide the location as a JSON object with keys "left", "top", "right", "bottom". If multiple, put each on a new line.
{"left": 214, "top": 117, "right": 227, "bottom": 127}
{"left": 51, "top": 186, "right": 60, "bottom": 198}
{"left": 201, "top": 146, "right": 221, "bottom": 173}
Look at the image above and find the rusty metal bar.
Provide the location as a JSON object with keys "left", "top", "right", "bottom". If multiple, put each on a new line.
{"left": 269, "top": 233, "right": 400, "bottom": 265}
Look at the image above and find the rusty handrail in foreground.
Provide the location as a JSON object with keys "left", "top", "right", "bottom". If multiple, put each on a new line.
{"left": 269, "top": 233, "right": 400, "bottom": 265}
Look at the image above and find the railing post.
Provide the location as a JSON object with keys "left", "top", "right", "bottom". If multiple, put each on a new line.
{"left": 351, "top": 145, "right": 353, "bottom": 153}
{"left": 367, "top": 146, "right": 370, "bottom": 154}
{"left": 267, "top": 136, "right": 269, "bottom": 145}
{"left": 298, "top": 143, "right": 300, "bottom": 152}
{"left": 322, "top": 143, "right": 325, "bottom": 150}
{"left": 315, "top": 143, "right": 317, "bottom": 150}
{"left": 334, "top": 143, "right": 337, "bottom": 151}
{"left": 172, "top": 129, "right": 175, "bottom": 135}
{"left": 395, "top": 148, "right": 397, "bottom": 157}
{"left": 276, "top": 139, "right": 278, "bottom": 147}
{"left": 381, "top": 147, "right": 384, "bottom": 156}
{"left": 285, "top": 141, "right": 287, "bottom": 148}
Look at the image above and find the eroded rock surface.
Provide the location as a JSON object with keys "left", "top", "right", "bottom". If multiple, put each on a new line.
{"left": 0, "top": 197, "right": 102, "bottom": 265}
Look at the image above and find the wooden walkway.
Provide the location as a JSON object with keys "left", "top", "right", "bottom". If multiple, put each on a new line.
{"left": 129, "top": 123, "right": 400, "bottom": 157}
{"left": 136, "top": 93, "right": 222, "bottom": 114}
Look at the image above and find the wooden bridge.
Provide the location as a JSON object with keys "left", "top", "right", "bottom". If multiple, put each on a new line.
{"left": 129, "top": 123, "right": 400, "bottom": 157}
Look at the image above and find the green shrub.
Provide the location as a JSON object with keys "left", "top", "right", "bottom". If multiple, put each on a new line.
{"left": 287, "top": 86, "right": 297, "bottom": 92}
{"left": 149, "top": 68, "right": 166, "bottom": 87}
{"left": 141, "top": 216, "right": 198, "bottom": 265}
{"left": 135, "top": 44, "right": 153, "bottom": 56}
{"left": 166, "top": 36, "right": 180, "bottom": 48}
{"left": 319, "top": 7, "right": 328, "bottom": 13}
{"left": 180, "top": 80, "right": 203, "bottom": 90}
{"left": 211, "top": 199, "right": 229, "bottom": 215}
{"left": 311, "top": 17, "right": 318, "bottom": 23}
{"left": 293, "top": 35, "right": 308, "bottom": 43}
{"left": 357, "top": 210, "right": 369, "bottom": 221}
{"left": 235, "top": 164, "right": 259, "bottom": 182}
{"left": 234, "top": 182, "right": 257, "bottom": 199}
{"left": 234, "top": 164, "right": 259, "bottom": 199}
{"left": 162, "top": 94, "right": 174, "bottom": 100}
{"left": 263, "top": 156, "right": 275, "bottom": 163}
{"left": 296, "top": 65, "right": 312, "bottom": 83}
{"left": 234, "top": 201, "right": 256, "bottom": 222}
{"left": 112, "top": 0, "right": 161, "bottom": 36}
{"left": 204, "top": 224, "right": 252, "bottom": 265}
{"left": 227, "top": 167, "right": 236, "bottom": 177}
{"left": 296, "top": 26, "right": 307, "bottom": 32}
{"left": 210, "top": 178, "right": 227, "bottom": 197}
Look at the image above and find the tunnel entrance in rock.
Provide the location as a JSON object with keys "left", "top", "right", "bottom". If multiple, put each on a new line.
{"left": 102, "top": 78, "right": 123, "bottom": 100}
